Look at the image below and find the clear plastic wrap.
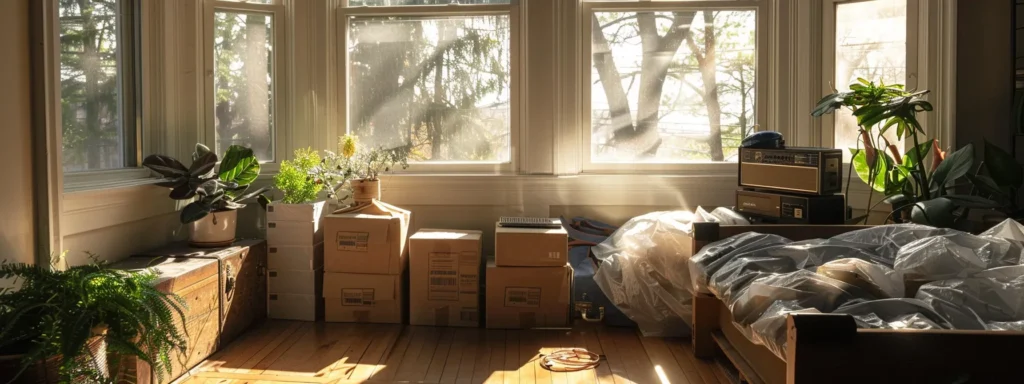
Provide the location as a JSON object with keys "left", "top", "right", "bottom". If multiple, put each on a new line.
{"left": 980, "top": 218, "right": 1024, "bottom": 243}
{"left": 832, "top": 298, "right": 952, "bottom": 330}
{"left": 688, "top": 233, "right": 792, "bottom": 295}
{"left": 893, "top": 233, "right": 1024, "bottom": 283}
{"left": 915, "top": 277, "right": 1024, "bottom": 330}
{"left": 726, "top": 269, "right": 876, "bottom": 326}
{"left": 816, "top": 258, "right": 905, "bottom": 299}
{"left": 831, "top": 224, "right": 962, "bottom": 266}
{"left": 592, "top": 211, "right": 699, "bottom": 336}
{"left": 749, "top": 300, "right": 821, "bottom": 360}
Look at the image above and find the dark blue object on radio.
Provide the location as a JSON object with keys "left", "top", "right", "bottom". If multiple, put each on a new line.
{"left": 741, "top": 131, "right": 785, "bottom": 149}
{"left": 561, "top": 216, "right": 637, "bottom": 327}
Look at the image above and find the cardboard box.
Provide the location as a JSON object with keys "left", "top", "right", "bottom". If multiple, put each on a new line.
{"left": 266, "top": 200, "right": 328, "bottom": 223}
{"left": 268, "top": 243, "right": 324, "bottom": 271}
{"left": 485, "top": 262, "right": 572, "bottom": 329}
{"left": 494, "top": 224, "right": 568, "bottom": 267}
{"left": 267, "top": 220, "right": 323, "bottom": 247}
{"left": 268, "top": 269, "right": 322, "bottom": 296}
{"left": 323, "top": 272, "right": 404, "bottom": 323}
{"left": 268, "top": 293, "right": 323, "bottom": 321}
{"left": 408, "top": 229, "right": 482, "bottom": 327}
{"left": 323, "top": 212, "right": 409, "bottom": 275}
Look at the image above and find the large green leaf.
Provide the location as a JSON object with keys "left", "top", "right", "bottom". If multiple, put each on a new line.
{"left": 930, "top": 143, "right": 974, "bottom": 190}
{"left": 189, "top": 152, "right": 218, "bottom": 179}
{"left": 903, "top": 140, "right": 933, "bottom": 169}
{"left": 984, "top": 140, "right": 1024, "bottom": 188}
{"left": 142, "top": 155, "right": 188, "bottom": 178}
{"left": 966, "top": 173, "right": 1008, "bottom": 200}
{"left": 849, "top": 149, "right": 891, "bottom": 193}
{"left": 943, "top": 194, "right": 1001, "bottom": 209}
{"left": 218, "top": 145, "right": 261, "bottom": 187}
{"left": 811, "top": 92, "right": 850, "bottom": 117}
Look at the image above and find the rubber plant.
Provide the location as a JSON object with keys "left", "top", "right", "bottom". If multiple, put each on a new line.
{"left": 143, "top": 144, "right": 270, "bottom": 224}
{"left": 811, "top": 79, "right": 991, "bottom": 227}
{"left": 0, "top": 256, "right": 187, "bottom": 383}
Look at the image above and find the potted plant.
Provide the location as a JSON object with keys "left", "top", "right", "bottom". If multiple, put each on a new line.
{"left": 967, "top": 140, "right": 1024, "bottom": 224}
{"left": 326, "top": 135, "right": 408, "bottom": 204}
{"left": 0, "top": 257, "right": 187, "bottom": 383}
{"left": 143, "top": 144, "right": 269, "bottom": 247}
{"left": 266, "top": 147, "right": 347, "bottom": 222}
{"left": 812, "top": 79, "right": 991, "bottom": 227}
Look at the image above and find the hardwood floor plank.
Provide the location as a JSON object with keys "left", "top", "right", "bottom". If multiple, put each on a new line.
{"left": 484, "top": 330, "right": 506, "bottom": 384}
{"left": 532, "top": 330, "right": 552, "bottom": 384}
{"left": 394, "top": 326, "right": 435, "bottom": 382}
{"left": 250, "top": 324, "right": 314, "bottom": 374}
{"left": 314, "top": 324, "right": 361, "bottom": 378}
{"left": 348, "top": 325, "right": 402, "bottom": 382}
{"left": 324, "top": 324, "right": 375, "bottom": 380}
{"left": 596, "top": 330, "right": 631, "bottom": 384}
{"left": 262, "top": 323, "right": 326, "bottom": 376}
{"left": 369, "top": 326, "right": 415, "bottom": 382}
{"left": 568, "top": 329, "right": 598, "bottom": 384}
{"left": 502, "top": 330, "right": 520, "bottom": 384}
{"left": 517, "top": 330, "right": 536, "bottom": 384}
{"left": 582, "top": 329, "right": 614, "bottom": 384}
{"left": 440, "top": 328, "right": 468, "bottom": 383}
{"left": 471, "top": 330, "right": 496, "bottom": 384}
{"left": 548, "top": 331, "right": 567, "bottom": 384}
{"left": 198, "top": 321, "right": 290, "bottom": 372}
{"left": 639, "top": 336, "right": 690, "bottom": 384}
{"left": 455, "top": 328, "right": 481, "bottom": 384}
{"left": 666, "top": 338, "right": 715, "bottom": 384}
{"left": 425, "top": 328, "right": 457, "bottom": 383}
{"left": 614, "top": 330, "right": 657, "bottom": 384}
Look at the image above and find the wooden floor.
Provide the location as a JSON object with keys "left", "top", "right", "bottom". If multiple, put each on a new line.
{"left": 180, "top": 320, "right": 729, "bottom": 384}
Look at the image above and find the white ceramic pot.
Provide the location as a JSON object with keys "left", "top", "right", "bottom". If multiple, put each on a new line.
{"left": 189, "top": 209, "right": 237, "bottom": 247}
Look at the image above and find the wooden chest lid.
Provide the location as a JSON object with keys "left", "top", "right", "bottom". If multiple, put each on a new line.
{"left": 109, "top": 256, "right": 219, "bottom": 293}
{"left": 133, "top": 239, "right": 264, "bottom": 260}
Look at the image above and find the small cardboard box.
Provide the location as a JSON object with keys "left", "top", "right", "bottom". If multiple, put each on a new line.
{"left": 268, "top": 269, "right": 322, "bottom": 296}
{"left": 409, "top": 229, "right": 483, "bottom": 327}
{"left": 267, "top": 220, "right": 323, "bottom": 247}
{"left": 269, "top": 293, "right": 323, "bottom": 321}
{"left": 494, "top": 224, "right": 568, "bottom": 267}
{"left": 268, "top": 243, "right": 324, "bottom": 271}
{"left": 485, "top": 262, "right": 572, "bottom": 329}
{"left": 266, "top": 200, "right": 328, "bottom": 223}
{"left": 323, "top": 272, "right": 404, "bottom": 323}
{"left": 323, "top": 212, "right": 409, "bottom": 275}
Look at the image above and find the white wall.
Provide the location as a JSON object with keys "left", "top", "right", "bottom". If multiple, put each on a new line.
{"left": 0, "top": 0, "right": 37, "bottom": 271}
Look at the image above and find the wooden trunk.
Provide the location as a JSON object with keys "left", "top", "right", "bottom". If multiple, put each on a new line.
{"left": 134, "top": 240, "right": 269, "bottom": 347}
{"left": 110, "top": 256, "right": 221, "bottom": 384}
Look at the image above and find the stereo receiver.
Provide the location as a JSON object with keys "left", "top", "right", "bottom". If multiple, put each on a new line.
{"left": 736, "top": 189, "right": 846, "bottom": 224}
{"left": 738, "top": 147, "right": 842, "bottom": 195}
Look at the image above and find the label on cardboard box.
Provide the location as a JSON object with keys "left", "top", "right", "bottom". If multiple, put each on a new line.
{"left": 342, "top": 288, "right": 375, "bottom": 306}
{"left": 336, "top": 232, "right": 369, "bottom": 252}
{"left": 428, "top": 253, "right": 459, "bottom": 301}
{"left": 504, "top": 287, "right": 541, "bottom": 307}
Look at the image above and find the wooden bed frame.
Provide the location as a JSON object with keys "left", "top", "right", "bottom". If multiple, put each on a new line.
{"left": 688, "top": 222, "right": 1024, "bottom": 384}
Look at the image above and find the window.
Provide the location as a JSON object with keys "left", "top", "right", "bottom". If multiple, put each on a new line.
{"left": 583, "top": 1, "right": 760, "bottom": 165}
{"left": 825, "top": 0, "right": 911, "bottom": 159}
{"left": 339, "top": 0, "right": 515, "bottom": 164}
{"left": 59, "top": 0, "right": 140, "bottom": 173}
{"left": 207, "top": 1, "right": 282, "bottom": 162}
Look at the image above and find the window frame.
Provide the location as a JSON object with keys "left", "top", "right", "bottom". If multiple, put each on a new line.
{"left": 59, "top": 0, "right": 150, "bottom": 190}
{"left": 335, "top": 1, "right": 521, "bottom": 174}
{"left": 204, "top": 0, "right": 288, "bottom": 172}
{"left": 820, "top": 0, "right": 921, "bottom": 154}
{"left": 578, "top": 0, "right": 770, "bottom": 174}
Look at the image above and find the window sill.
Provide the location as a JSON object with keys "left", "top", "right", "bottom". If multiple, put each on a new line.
{"left": 63, "top": 168, "right": 157, "bottom": 193}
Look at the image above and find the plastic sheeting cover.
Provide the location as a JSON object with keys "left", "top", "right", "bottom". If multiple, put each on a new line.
{"left": 593, "top": 209, "right": 747, "bottom": 337}
{"left": 688, "top": 233, "right": 792, "bottom": 295}
{"left": 915, "top": 276, "right": 1024, "bottom": 330}
{"left": 817, "top": 258, "right": 905, "bottom": 298}
{"left": 727, "top": 269, "right": 877, "bottom": 326}
{"left": 831, "top": 224, "right": 962, "bottom": 266}
{"left": 894, "top": 233, "right": 1024, "bottom": 282}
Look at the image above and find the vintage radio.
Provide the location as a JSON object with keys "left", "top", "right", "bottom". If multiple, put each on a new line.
{"left": 738, "top": 147, "right": 842, "bottom": 195}
{"left": 736, "top": 189, "right": 846, "bottom": 224}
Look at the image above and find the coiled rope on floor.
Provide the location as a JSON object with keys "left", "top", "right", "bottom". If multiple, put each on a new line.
{"left": 539, "top": 348, "right": 602, "bottom": 372}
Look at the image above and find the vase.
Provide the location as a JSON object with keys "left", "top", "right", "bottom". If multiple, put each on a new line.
{"left": 189, "top": 210, "right": 237, "bottom": 247}
{"left": 351, "top": 178, "right": 381, "bottom": 203}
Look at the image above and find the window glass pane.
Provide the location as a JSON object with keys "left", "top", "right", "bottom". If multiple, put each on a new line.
{"left": 590, "top": 11, "right": 757, "bottom": 163}
{"left": 214, "top": 11, "right": 275, "bottom": 162}
{"left": 834, "top": 0, "right": 907, "bottom": 159}
{"left": 348, "top": 15, "right": 511, "bottom": 162}
{"left": 59, "top": 0, "right": 133, "bottom": 172}
{"left": 349, "top": 0, "right": 509, "bottom": 6}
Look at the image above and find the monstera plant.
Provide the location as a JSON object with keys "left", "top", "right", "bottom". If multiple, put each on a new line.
{"left": 144, "top": 144, "right": 269, "bottom": 246}
{"left": 812, "top": 79, "right": 993, "bottom": 227}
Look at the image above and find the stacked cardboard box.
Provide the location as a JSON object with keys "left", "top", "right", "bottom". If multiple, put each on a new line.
{"left": 266, "top": 201, "right": 327, "bottom": 321}
{"left": 486, "top": 224, "right": 572, "bottom": 329}
{"left": 322, "top": 202, "right": 411, "bottom": 323}
{"left": 408, "top": 229, "right": 483, "bottom": 327}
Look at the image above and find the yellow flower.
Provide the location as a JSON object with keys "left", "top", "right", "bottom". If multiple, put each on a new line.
{"left": 340, "top": 135, "right": 358, "bottom": 159}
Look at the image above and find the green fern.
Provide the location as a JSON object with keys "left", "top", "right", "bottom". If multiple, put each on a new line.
{"left": 274, "top": 147, "right": 326, "bottom": 204}
{"left": 0, "top": 258, "right": 188, "bottom": 384}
